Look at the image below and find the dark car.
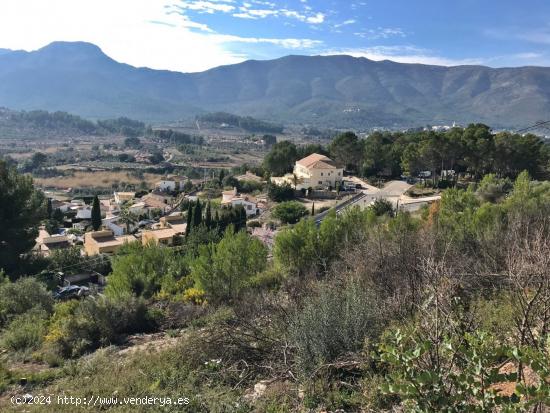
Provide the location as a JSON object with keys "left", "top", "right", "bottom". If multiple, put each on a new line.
{"left": 54, "top": 285, "right": 90, "bottom": 300}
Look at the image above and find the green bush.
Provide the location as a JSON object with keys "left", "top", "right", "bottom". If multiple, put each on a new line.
{"left": 0, "top": 278, "right": 53, "bottom": 326}
{"left": 44, "top": 297, "right": 157, "bottom": 358}
{"left": 1, "top": 308, "right": 48, "bottom": 352}
{"left": 272, "top": 201, "right": 308, "bottom": 224}
{"left": 290, "top": 279, "right": 382, "bottom": 373}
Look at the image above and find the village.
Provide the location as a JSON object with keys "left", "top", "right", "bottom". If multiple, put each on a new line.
{"left": 34, "top": 149, "right": 442, "bottom": 297}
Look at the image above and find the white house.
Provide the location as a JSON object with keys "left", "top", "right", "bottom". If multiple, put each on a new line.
{"left": 155, "top": 180, "right": 177, "bottom": 192}
{"left": 114, "top": 192, "right": 136, "bottom": 205}
{"left": 221, "top": 187, "right": 259, "bottom": 217}
{"left": 271, "top": 153, "right": 344, "bottom": 190}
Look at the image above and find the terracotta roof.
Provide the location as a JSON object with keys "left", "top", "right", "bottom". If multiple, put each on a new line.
{"left": 296, "top": 153, "right": 337, "bottom": 169}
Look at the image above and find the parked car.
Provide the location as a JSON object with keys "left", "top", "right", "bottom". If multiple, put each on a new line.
{"left": 54, "top": 285, "right": 90, "bottom": 300}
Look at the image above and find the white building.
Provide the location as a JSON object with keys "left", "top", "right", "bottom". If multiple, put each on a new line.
{"left": 222, "top": 187, "right": 260, "bottom": 217}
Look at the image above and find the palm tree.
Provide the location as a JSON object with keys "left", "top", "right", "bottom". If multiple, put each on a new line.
{"left": 118, "top": 207, "right": 138, "bottom": 234}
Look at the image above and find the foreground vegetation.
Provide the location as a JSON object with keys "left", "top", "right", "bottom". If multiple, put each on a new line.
{"left": 1, "top": 147, "right": 549, "bottom": 410}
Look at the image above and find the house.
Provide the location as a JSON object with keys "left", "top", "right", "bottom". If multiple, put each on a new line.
{"left": 141, "top": 228, "right": 179, "bottom": 246}
{"left": 271, "top": 153, "right": 344, "bottom": 190}
{"left": 222, "top": 187, "right": 260, "bottom": 217}
{"left": 35, "top": 229, "right": 71, "bottom": 256}
{"left": 102, "top": 216, "right": 126, "bottom": 236}
{"left": 159, "top": 212, "right": 187, "bottom": 234}
{"left": 235, "top": 171, "right": 264, "bottom": 183}
{"left": 155, "top": 180, "right": 177, "bottom": 192}
{"left": 84, "top": 230, "right": 137, "bottom": 256}
{"left": 114, "top": 191, "right": 136, "bottom": 205}
{"left": 141, "top": 193, "right": 173, "bottom": 212}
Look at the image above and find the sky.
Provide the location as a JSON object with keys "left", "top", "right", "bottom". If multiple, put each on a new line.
{"left": 1, "top": 0, "right": 550, "bottom": 72}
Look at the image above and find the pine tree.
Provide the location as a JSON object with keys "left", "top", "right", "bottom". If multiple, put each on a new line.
{"left": 205, "top": 201, "right": 212, "bottom": 229}
{"left": 91, "top": 195, "right": 102, "bottom": 231}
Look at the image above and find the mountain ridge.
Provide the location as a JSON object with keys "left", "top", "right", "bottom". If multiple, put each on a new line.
{"left": 0, "top": 41, "right": 549, "bottom": 128}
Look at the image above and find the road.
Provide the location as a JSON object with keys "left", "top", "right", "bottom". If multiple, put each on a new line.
{"left": 314, "top": 178, "right": 439, "bottom": 223}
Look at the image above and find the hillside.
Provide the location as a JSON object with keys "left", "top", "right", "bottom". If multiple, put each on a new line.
{"left": 1, "top": 41, "right": 550, "bottom": 127}
{"left": 0, "top": 107, "right": 146, "bottom": 139}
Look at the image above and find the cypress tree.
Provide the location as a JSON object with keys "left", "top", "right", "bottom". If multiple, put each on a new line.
{"left": 205, "top": 201, "right": 212, "bottom": 229}
{"left": 311, "top": 202, "right": 315, "bottom": 216}
{"left": 193, "top": 200, "right": 202, "bottom": 228}
{"left": 91, "top": 195, "right": 102, "bottom": 231}
{"left": 185, "top": 201, "right": 193, "bottom": 236}
{"left": 47, "top": 198, "right": 53, "bottom": 218}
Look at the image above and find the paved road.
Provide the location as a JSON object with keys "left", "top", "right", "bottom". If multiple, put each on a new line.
{"left": 314, "top": 178, "right": 437, "bottom": 223}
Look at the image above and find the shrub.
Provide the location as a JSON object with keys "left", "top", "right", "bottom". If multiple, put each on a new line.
{"left": 44, "top": 297, "right": 156, "bottom": 358}
{"left": 290, "top": 279, "right": 382, "bottom": 373}
{"left": 0, "top": 278, "right": 54, "bottom": 326}
{"left": 268, "top": 183, "right": 295, "bottom": 202}
{"left": 272, "top": 201, "right": 308, "bottom": 224}
{"left": 1, "top": 308, "right": 48, "bottom": 352}
{"left": 106, "top": 242, "right": 189, "bottom": 299}
{"left": 192, "top": 228, "right": 267, "bottom": 303}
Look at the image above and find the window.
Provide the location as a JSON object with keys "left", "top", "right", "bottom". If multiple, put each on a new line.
{"left": 337, "top": 172, "right": 341, "bottom": 176}
{"left": 321, "top": 172, "right": 324, "bottom": 176}
{"left": 318, "top": 181, "right": 323, "bottom": 185}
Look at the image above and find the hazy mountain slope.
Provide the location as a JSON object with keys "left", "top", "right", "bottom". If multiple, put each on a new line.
{"left": 0, "top": 41, "right": 549, "bottom": 127}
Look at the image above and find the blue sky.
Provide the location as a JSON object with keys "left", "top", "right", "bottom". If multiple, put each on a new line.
{"left": 1, "top": 0, "right": 550, "bottom": 72}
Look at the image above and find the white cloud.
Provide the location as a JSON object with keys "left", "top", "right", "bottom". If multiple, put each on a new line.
{"left": 334, "top": 19, "right": 356, "bottom": 29}
{"left": 321, "top": 46, "right": 484, "bottom": 66}
{"left": 354, "top": 27, "right": 406, "bottom": 39}
{"left": 175, "top": 0, "right": 235, "bottom": 14}
{"left": 0, "top": 0, "right": 322, "bottom": 72}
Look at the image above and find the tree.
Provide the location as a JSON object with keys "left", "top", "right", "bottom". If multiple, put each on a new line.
{"left": 0, "top": 278, "right": 54, "bottom": 326}
{"left": 369, "top": 199, "right": 395, "bottom": 217}
{"left": 183, "top": 179, "right": 193, "bottom": 192}
{"left": 205, "top": 202, "right": 212, "bottom": 229}
{"left": 124, "top": 137, "right": 141, "bottom": 148}
{"left": 52, "top": 208, "right": 64, "bottom": 223}
{"left": 118, "top": 207, "right": 138, "bottom": 234}
{"left": 262, "top": 134, "right": 277, "bottom": 148}
{"left": 267, "top": 182, "right": 295, "bottom": 202}
{"left": 193, "top": 201, "right": 202, "bottom": 228}
{"left": 263, "top": 141, "right": 298, "bottom": 176}
{"left": 47, "top": 198, "right": 53, "bottom": 219}
{"left": 328, "top": 131, "right": 364, "bottom": 172}
{"left": 185, "top": 201, "right": 194, "bottom": 236}
{"left": 272, "top": 201, "right": 308, "bottom": 224}
{"left": 191, "top": 228, "right": 267, "bottom": 303}
{"left": 91, "top": 195, "right": 102, "bottom": 231}
{"left": 0, "top": 160, "right": 46, "bottom": 276}
{"left": 311, "top": 202, "right": 315, "bottom": 216}
{"left": 273, "top": 218, "right": 318, "bottom": 276}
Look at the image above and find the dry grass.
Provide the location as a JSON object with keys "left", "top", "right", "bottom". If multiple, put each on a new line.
{"left": 34, "top": 171, "right": 163, "bottom": 189}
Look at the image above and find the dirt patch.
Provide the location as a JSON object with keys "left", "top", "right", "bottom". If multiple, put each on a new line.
{"left": 117, "top": 332, "right": 180, "bottom": 356}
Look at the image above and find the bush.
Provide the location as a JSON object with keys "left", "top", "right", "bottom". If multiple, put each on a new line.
{"left": 106, "top": 242, "right": 189, "bottom": 300}
{"left": 268, "top": 183, "right": 295, "bottom": 202}
{"left": 0, "top": 278, "right": 54, "bottom": 326}
{"left": 1, "top": 308, "right": 48, "bottom": 352}
{"left": 44, "top": 297, "right": 157, "bottom": 358}
{"left": 290, "top": 279, "right": 382, "bottom": 373}
{"left": 272, "top": 201, "right": 308, "bottom": 224}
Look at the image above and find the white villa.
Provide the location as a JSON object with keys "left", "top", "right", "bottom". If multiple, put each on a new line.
{"left": 271, "top": 153, "right": 344, "bottom": 190}
{"left": 222, "top": 187, "right": 261, "bottom": 217}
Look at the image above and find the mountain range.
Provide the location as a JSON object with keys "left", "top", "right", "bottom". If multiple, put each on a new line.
{"left": 1, "top": 41, "right": 549, "bottom": 128}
